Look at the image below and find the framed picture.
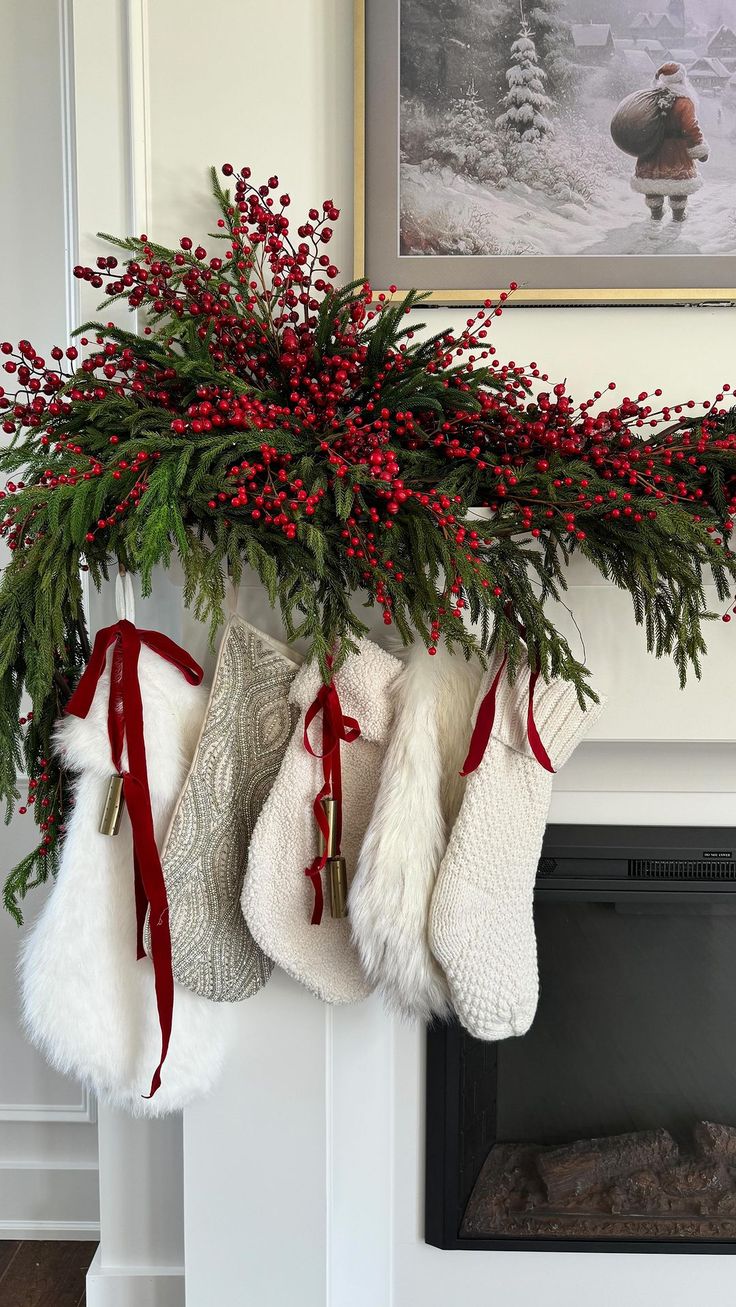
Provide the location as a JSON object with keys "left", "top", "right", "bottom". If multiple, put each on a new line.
{"left": 355, "top": 0, "right": 736, "bottom": 303}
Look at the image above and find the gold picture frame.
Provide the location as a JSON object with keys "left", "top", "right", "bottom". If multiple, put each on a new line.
{"left": 354, "top": 0, "right": 736, "bottom": 306}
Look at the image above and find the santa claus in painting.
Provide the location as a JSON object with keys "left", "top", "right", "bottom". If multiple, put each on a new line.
{"left": 631, "top": 62, "right": 709, "bottom": 223}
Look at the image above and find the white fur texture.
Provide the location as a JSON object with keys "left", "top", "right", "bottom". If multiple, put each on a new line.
{"left": 653, "top": 64, "right": 698, "bottom": 104}
{"left": 349, "top": 644, "right": 483, "bottom": 1021}
{"left": 630, "top": 175, "right": 702, "bottom": 196}
{"left": 242, "top": 638, "right": 401, "bottom": 1004}
{"left": 19, "top": 644, "right": 238, "bottom": 1117}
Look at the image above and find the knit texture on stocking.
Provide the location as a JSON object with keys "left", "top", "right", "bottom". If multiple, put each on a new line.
{"left": 242, "top": 637, "right": 401, "bottom": 1004}
{"left": 429, "top": 660, "right": 605, "bottom": 1041}
{"left": 349, "top": 643, "right": 483, "bottom": 1021}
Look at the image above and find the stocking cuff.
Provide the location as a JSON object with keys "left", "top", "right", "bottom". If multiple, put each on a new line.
{"left": 488, "top": 659, "right": 606, "bottom": 770}
{"left": 290, "top": 638, "right": 401, "bottom": 742}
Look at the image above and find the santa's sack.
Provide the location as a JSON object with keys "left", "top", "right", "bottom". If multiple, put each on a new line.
{"left": 610, "top": 88, "right": 674, "bottom": 158}
{"left": 19, "top": 641, "right": 238, "bottom": 1117}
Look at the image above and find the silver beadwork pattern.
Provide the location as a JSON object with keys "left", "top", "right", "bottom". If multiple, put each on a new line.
{"left": 144, "top": 616, "right": 299, "bottom": 1001}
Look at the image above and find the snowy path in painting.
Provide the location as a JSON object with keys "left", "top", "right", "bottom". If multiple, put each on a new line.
{"left": 402, "top": 163, "right": 736, "bottom": 259}
{"left": 584, "top": 178, "right": 736, "bottom": 257}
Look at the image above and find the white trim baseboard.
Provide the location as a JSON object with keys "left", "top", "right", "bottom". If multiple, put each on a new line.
{"left": 86, "top": 1248, "right": 184, "bottom": 1307}
{"left": 0, "top": 1219, "right": 99, "bottom": 1240}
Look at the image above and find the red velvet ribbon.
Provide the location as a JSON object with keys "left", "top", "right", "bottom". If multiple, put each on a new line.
{"left": 65, "top": 619, "right": 203, "bottom": 1099}
{"left": 460, "top": 654, "right": 554, "bottom": 777}
{"left": 302, "top": 664, "right": 361, "bottom": 925}
{"left": 526, "top": 668, "right": 554, "bottom": 775}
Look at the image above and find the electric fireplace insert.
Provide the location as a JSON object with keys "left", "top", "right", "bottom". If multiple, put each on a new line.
{"left": 425, "top": 825, "right": 736, "bottom": 1253}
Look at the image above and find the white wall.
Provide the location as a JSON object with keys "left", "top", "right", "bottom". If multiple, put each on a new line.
{"left": 0, "top": 0, "right": 99, "bottom": 1241}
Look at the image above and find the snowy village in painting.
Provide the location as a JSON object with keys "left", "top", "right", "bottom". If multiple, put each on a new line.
{"left": 400, "top": 0, "right": 736, "bottom": 259}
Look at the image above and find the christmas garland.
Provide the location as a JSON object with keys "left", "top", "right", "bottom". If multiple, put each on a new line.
{"left": 1, "top": 163, "right": 736, "bottom": 921}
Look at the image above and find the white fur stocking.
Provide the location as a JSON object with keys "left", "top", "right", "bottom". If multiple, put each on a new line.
{"left": 20, "top": 645, "right": 238, "bottom": 1117}
{"left": 349, "top": 644, "right": 482, "bottom": 1020}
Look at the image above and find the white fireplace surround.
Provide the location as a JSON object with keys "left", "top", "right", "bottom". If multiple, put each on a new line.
{"left": 82, "top": 572, "right": 736, "bottom": 1307}
{"left": 4, "top": 2, "right": 736, "bottom": 1304}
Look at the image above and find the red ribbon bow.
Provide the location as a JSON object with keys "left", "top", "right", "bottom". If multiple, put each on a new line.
{"left": 65, "top": 620, "right": 203, "bottom": 1099}
{"left": 460, "top": 654, "right": 554, "bottom": 778}
{"left": 302, "top": 664, "right": 361, "bottom": 925}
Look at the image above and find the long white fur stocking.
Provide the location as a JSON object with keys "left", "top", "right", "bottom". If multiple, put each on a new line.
{"left": 20, "top": 644, "right": 238, "bottom": 1117}
{"left": 349, "top": 644, "right": 483, "bottom": 1020}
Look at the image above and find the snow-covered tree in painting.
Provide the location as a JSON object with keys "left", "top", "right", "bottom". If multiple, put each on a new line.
{"left": 399, "top": 0, "right": 736, "bottom": 259}
{"left": 496, "top": 22, "right": 555, "bottom": 140}
{"left": 426, "top": 88, "right": 509, "bottom": 181}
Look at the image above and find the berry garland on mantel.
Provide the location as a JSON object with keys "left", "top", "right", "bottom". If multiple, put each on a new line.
{"left": 1, "top": 164, "right": 736, "bottom": 920}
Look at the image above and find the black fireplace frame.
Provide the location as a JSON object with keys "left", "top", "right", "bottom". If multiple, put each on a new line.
{"left": 425, "top": 824, "right": 736, "bottom": 1254}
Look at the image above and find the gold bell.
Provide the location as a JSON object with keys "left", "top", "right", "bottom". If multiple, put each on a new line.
{"left": 327, "top": 855, "right": 348, "bottom": 920}
{"left": 99, "top": 774, "right": 125, "bottom": 836}
{"left": 320, "top": 796, "right": 349, "bottom": 920}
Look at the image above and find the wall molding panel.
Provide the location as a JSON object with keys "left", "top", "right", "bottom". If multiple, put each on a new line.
{"left": 0, "top": 0, "right": 99, "bottom": 1245}
{"left": 124, "top": 0, "right": 153, "bottom": 240}
{"left": 0, "top": 1087, "right": 96, "bottom": 1125}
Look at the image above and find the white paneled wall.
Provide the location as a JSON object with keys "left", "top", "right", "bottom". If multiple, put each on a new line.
{"left": 0, "top": 821, "right": 99, "bottom": 1240}
{"left": 0, "top": 0, "right": 99, "bottom": 1241}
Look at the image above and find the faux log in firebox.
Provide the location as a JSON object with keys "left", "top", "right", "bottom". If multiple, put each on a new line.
{"left": 425, "top": 826, "right": 736, "bottom": 1253}
{"left": 462, "top": 1124, "right": 736, "bottom": 1241}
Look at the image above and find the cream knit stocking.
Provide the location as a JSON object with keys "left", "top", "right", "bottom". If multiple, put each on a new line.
{"left": 429, "top": 660, "right": 605, "bottom": 1041}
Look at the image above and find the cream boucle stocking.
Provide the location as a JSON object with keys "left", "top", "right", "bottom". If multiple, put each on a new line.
{"left": 429, "top": 661, "right": 605, "bottom": 1041}
{"left": 349, "top": 644, "right": 483, "bottom": 1021}
{"left": 242, "top": 638, "right": 401, "bottom": 1004}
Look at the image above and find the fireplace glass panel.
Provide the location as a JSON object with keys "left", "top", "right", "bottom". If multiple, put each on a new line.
{"left": 438, "top": 900, "right": 736, "bottom": 1248}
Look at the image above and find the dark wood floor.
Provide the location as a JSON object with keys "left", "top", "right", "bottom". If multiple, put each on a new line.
{"left": 0, "top": 1240, "right": 97, "bottom": 1306}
